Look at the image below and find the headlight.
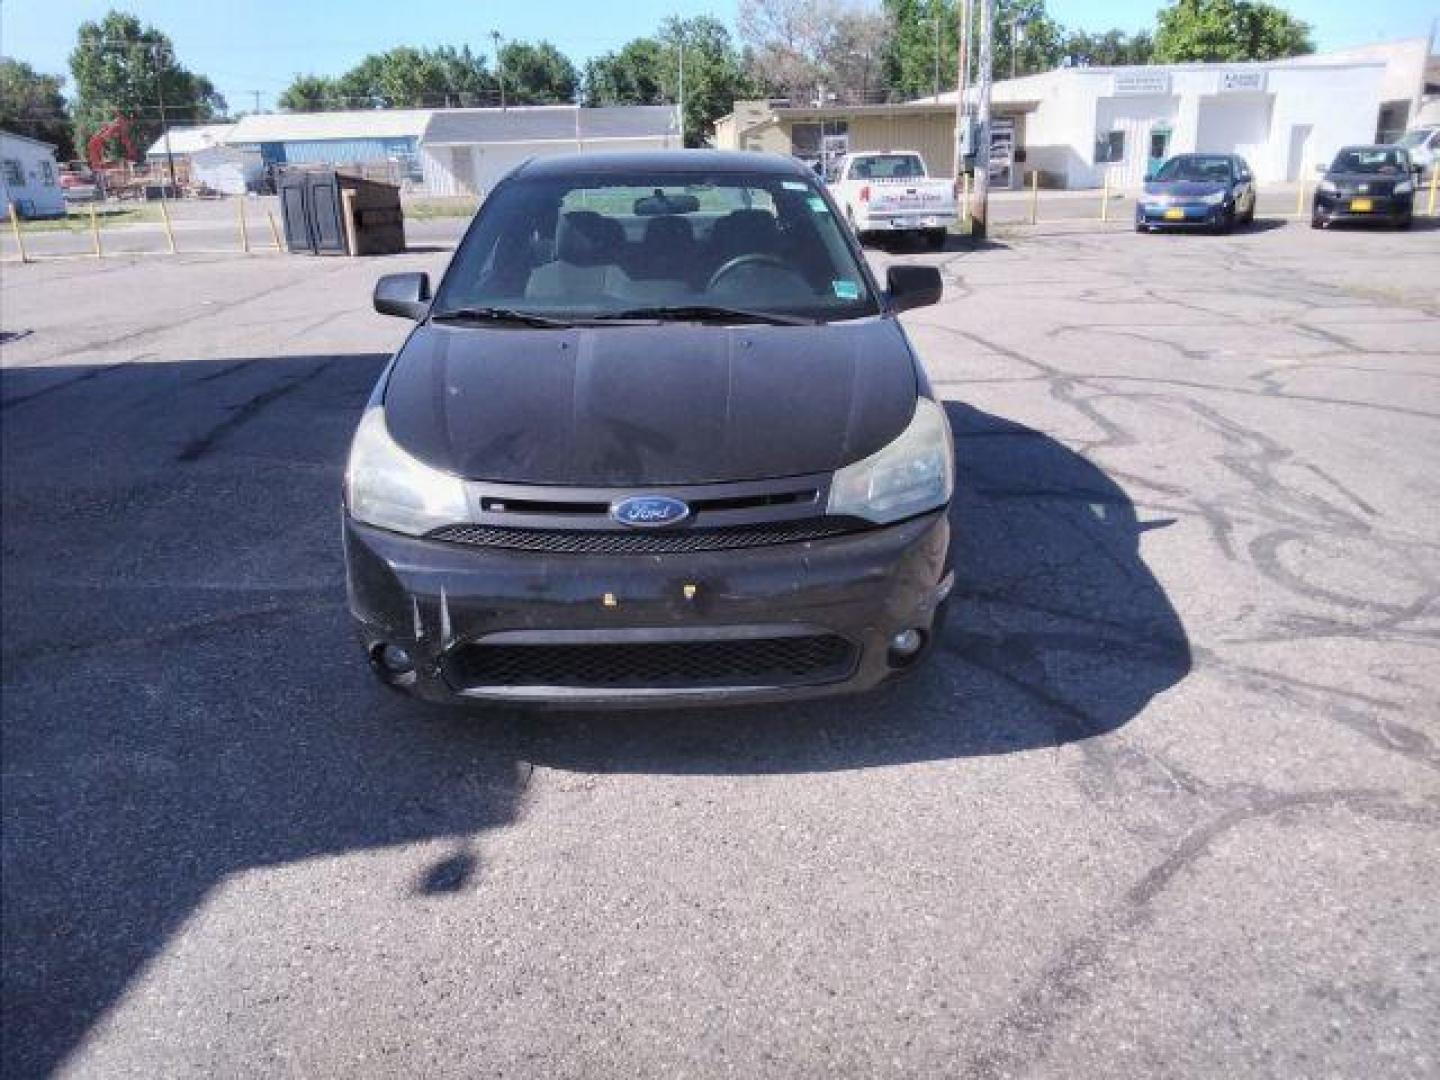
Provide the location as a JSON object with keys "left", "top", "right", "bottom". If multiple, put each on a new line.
{"left": 827, "top": 397, "right": 953, "bottom": 524}
{"left": 345, "top": 406, "right": 469, "bottom": 536}
{"left": 1318, "top": 180, "right": 1338, "bottom": 194}
{"left": 1201, "top": 191, "right": 1225, "bottom": 206}
{"left": 1393, "top": 181, "right": 1413, "bottom": 195}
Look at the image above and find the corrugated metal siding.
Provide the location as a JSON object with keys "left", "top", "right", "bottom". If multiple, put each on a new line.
{"left": 275, "top": 137, "right": 414, "bottom": 165}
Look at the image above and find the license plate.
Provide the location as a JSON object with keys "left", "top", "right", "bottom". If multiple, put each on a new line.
{"left": 1163, "top": 208, "right": 1186, "bottom": 221}
{"left": 1350, "top": 198, "right": 1372, "bottom": 212}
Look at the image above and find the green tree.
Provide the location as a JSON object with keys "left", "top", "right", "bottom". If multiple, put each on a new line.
{"left": 1153, "top": 0, "right": 1313, "bottom": 62}
{"left": 0, "top": 58, "right": 74, "bottom": 157}
{"left": 1061, "top": 28, "right": 1155, "bottom": 66}
{"left": 883, "top": 0, "right": 1064, "bottom": 98}
{"left": 585, "top": 17, "right": 757, "bottom": 146}
{"left": 277, "top": 74, "right": 338, "bottom": 112}
{"left": 583, "top": 38, "right": 668, "bottom": 106}
{"left": 283, "top": 45, "right": 497, "bottom": 111}
{"left": 69, "top": 10, "right": 226, "bottom": 155}
{"left": 497, "top": 40, "right": 578, "bottom": 104}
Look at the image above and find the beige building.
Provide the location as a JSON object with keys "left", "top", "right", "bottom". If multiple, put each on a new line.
{"left": 714, "top": 101, "right": 964, "bottom": 179}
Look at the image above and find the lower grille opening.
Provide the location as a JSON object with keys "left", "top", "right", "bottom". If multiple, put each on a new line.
{"left": 427, "top": 518, "right": 863, "bottom": 555}
{"left": 445, "top": 634, "right": 857, "bottom": 691}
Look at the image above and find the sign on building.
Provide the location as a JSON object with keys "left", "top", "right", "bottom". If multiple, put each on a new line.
{"left": 1219, "top": 70, "right": 1267, "bottom": 93}
{"left": 1112, "top": 71, "right": 1172, "bottom": 96}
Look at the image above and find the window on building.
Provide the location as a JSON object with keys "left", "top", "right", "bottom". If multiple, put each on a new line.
{"left": 39, "top": 160, "right": 56, "bottom": 185}
{"left": 2, "top": 159, "right": 22, "bottom": 185}
{"left": 1094, "top": 131, "right": 1125, "bottom": 164}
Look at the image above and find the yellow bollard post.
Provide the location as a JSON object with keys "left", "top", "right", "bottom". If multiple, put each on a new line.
{"left": 8, "top": 203, "right": 29, "bottom": 263}
{"left": 88, "top": 202, "right": 102, "bottom": 257}
{"left": 1295, "top": 162, "right": 1307, "bottom": 218}
{"left": 1028, "top": 169, "right": 1039, "bottom": 225}
{"left": 236, "top": 198, "right": 250, "bottom": 253}
{"left": 1100, "top": 171, "right": 1110, "bottom": 222}
{"left": 1427, "top": 166, "right": 1438, "bottom": 217}
{"left": 158, "top": 199, "right": 177, "bottom": 254}
{"left": 961, "top": 171, "right": 971, "bottom": 235}
{"left": 7, "top": 203, "right": 30, "bottom": 263}
{"left": 266, "top": 209, "right": 283, "bottom": 251}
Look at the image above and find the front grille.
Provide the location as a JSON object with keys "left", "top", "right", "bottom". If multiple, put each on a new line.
{"left": 445, "top": 634, "right": 857, "bottom": 690}
{"left": 426, "top": 518, "right": 862, "bottom": 555}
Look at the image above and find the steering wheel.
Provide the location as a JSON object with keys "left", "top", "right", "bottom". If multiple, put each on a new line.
{"left": 706, "top": 253, "right": 791, "bottom": 291}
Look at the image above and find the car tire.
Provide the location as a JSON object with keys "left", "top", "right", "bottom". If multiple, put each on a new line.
{"left": 924, "top": 228, "right": 947, "bottom": 250}
{"left": 1395, "top": 214, "right": 1413, "bottom": 230}
{"left": 1216, "top": 207, "right": 1235, "bottom": 234}
{"left": 1134, "top": 220, "right": 1148, "bottom": 233}
{"left": 1310, "top": 213, "right": 1325, "bottom": 229}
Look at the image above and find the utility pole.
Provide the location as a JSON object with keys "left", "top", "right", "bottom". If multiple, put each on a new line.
{"left": 952, "top": 0, "right": 972, "bottom": 189}
{"left": 152, "top": 43, "right": 177, "bottom": 191}
{"left": 491, "top": 30, "right": 506, "bottom": 109}
{"left": 968, "top": 0, "right": 994, "bottom": 239}
{"left": 252, "top": 90, "right": 262, "bottom": 114}
{"left": 1010, "top": 18, "right": 1026, "bottom": 80}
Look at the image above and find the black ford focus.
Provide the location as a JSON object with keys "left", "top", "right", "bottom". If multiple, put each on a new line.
{"left": 345, "top": 151, "right": 952, "bottom": 707}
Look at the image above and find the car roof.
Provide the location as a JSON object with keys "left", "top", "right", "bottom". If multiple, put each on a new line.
{"left": 513, "top": 150, "right": 814, "bottom": 180}
{"left": 1336, "top": 144, "right": 1403, "bottom": 153}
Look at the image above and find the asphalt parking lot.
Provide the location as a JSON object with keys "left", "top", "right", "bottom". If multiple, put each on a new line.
{"left": 3, "top": 218, "right": 1438, "bottom": 1078}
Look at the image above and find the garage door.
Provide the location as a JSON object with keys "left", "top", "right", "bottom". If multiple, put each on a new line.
{"left": 1196, "top": 96, "right": 1273, "bottom": 164}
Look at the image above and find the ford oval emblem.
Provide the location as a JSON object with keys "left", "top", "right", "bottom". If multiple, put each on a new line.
{"left": 611, "top": 495, "right": 691, "bottom": 529}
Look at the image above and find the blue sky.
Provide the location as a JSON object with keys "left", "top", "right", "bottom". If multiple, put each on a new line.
{"left": 3, "top": 0, "right": 1435, "bottom": 112}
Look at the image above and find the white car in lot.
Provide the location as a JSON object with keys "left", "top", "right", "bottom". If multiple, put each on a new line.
{"left": 1397, "top": 126, "right": 1438, "bottom": 181}
{"left": 829, "top": 151, "right": 956, "bottom": 248}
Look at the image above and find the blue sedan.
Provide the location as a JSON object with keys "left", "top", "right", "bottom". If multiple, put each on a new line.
{"left": 1136, "top": 154, "right": 1257, "bottom": 234}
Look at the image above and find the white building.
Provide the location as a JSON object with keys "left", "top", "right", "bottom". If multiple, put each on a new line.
{"left": 418, "top": 106, "right": 679, "bottom": 197}
{"left": 144, "top": 123, "right": 236, "bottom": 163}
{"left": 0, "top": 131, "right": 65, "bottom": 218}
{"left": 920, "top": 38, "right": 1434, "bottom": 189}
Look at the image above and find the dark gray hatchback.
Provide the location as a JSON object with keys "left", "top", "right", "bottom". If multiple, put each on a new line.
{"left": 345, "top": 150, "right": 952, "bottom": 707}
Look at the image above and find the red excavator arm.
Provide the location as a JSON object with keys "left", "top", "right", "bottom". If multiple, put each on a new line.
{"left": 86, "top": 116, "right": 138, "bottom": 172}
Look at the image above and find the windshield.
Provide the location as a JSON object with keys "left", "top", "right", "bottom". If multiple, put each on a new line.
{"left": 849, "top": 154, "right": 926, "bottom": 179}
{"left": 432, "top": 171, "right": 878, "bottom": 324}
{"left": 1331, "top": 148, "right": 1408, "bottom": 174}
{"left": 1153, "top": 156, "right": 1232, "bottom": 183}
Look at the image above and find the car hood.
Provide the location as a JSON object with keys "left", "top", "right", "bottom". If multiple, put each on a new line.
{"left": 382, "top": 318, "right": 920, "bottom": 485}
{"left": 1144, "top": 180, "right": 1227, "bottom": 198}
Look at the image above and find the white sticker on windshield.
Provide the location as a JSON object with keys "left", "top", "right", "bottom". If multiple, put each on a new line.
{"left": 782, "top": 180, "right": 808, "bottom": 190}
{"left": 832, "top": 280, "right": 860, "bottom": 300}
{"left": 807, "top": 196, "right": 830, "bottom": 213}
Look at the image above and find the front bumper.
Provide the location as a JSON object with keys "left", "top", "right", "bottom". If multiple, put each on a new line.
{"left": 855, "top": 211, "right": 955, "bottom": 233}
{"left": 1135, "top": 201, "right": 1227, "bottom": 228}
{"left": 1313, "top": 191, "right": 1413, "bottom": 223}
{"left": 344, "top": 511, "right": 951, "bottom": 707}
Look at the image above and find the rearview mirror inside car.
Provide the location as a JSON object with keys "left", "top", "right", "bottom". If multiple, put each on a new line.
{"left": 887, "top": 265, "right": 943, "bottom": 313}
{"left": 373, "top": 273, "right": 431, "bottom": 320}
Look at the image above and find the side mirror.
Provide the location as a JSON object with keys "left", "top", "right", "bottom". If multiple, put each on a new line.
{"left": 887, "top": 265, "right": 943, "bottom": 313}
{"left": 373, "top": 272, "right": 430, "bottom": 320}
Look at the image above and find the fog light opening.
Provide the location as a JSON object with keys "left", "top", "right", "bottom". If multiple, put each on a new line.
{"left": 372, "top": 642, "right": 416, "bottom": 681}
{"left": 888, "top": 628, "right": 926, "bottom": 668}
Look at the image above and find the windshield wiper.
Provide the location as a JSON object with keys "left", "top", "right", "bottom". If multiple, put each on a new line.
{"left": 430, "top": 306, "right": 576, "bottom": 328}
{"left": 595, "top": 304, "right": 816, "bottom": 327}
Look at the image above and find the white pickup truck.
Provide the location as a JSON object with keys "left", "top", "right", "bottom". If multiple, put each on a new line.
{"left": 828, "top": 151, "right": 957, "bottom": 248}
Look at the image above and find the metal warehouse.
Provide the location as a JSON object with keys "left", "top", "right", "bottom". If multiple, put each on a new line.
{"left": 220, "top": 105, "right": 678, "bottom": 196}
{"left": 419, "top": 105, "right": 678, "bottom": 197}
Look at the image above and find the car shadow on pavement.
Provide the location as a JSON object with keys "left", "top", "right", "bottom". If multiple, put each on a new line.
{"left": 1, "top": 354, "right": 534, "bottom": 1078}
{"left": 1, "top": 355, "right": 1188, "bottom": 1075}
{"left": 518, "top": 401, "right": 1191, "bottom": 774}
